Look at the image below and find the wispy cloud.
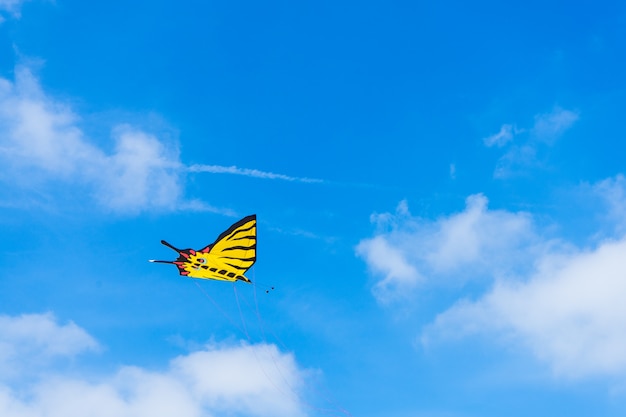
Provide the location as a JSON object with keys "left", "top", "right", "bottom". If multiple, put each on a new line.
{"left": 482, "top": 124, "right": 515, "bottom": 148}
{"left": 486, "top": 107, "right": 579, "bottom": 178}
{"left": 493, "top": 145, "right": 538, "bottom": 179}
{"left": 531, "top": 107, "right": 579, "bottom": 143}
{"left": 176, "top": 199, "right": 238, "bottom": 217}
{"left": 0, "top": 0, "right": 30, "bottom": 20}
{"left": 449, "top": 163, "right": 456, "bottom": 180}
{"left": 188, "top": 164, "right": 323, "bottom": 184}
{"left": 0, "top": 312, "right": 310, "bottom": 417}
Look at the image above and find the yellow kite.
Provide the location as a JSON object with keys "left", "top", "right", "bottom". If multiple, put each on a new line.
{"left": 150, "top": 215, "right": 256, "bottom": 283}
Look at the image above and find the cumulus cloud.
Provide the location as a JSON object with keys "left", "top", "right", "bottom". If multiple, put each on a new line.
{"left": 356, "top": 235, "right": 421, "bottom": 303}
{"left": 424, "top": 236, "right": 626, "bottom": 379}
{"left": 357, "top": 195, "right": 544, "bottom": 303}
{"left": 0, "top": 312, "right": 98, "bottom": 379}
{"left": 97, "top": 126, "right": 181, "bottom": 212}
{"left": 173, "top": 343, "right": 304, "bottom": 417}
{"left": 0, "top": 67, "right": 184, "bottom": 214}
{"left": 360, "top": 178, "right": 626, "bottom": 380}
{"left": 0, "top": 313, "right": 309, "bottom": 417}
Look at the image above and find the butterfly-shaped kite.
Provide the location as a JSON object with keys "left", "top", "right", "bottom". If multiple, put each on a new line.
{"left": 150, "top": 215, "right": 256, "bottom": 283}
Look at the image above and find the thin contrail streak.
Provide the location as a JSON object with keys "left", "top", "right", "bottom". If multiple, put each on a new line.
{"left": 187, "top": 164, "right": 324, "bottom": 183}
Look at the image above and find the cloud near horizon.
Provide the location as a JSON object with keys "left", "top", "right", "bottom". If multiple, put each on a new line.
{"left": 0, "top": 312, "right": 309, "bottom": 417}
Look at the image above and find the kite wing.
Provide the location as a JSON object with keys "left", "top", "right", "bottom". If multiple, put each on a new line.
{"left": 200, "top": 214, "right": 257, "bottom": 280}
{"left": 150, "top": 215, "right": 257, "bottom": 283}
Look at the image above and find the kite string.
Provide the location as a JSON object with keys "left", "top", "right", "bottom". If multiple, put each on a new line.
{"left": 232, "top": 283, "right": 300, "bottom": 404}
{"left": 193, "top": 280, "right": 246, "bottom": 335}
{"left": 193, "top": 279, "right": 350, "bottom": 417}
{"left": 251, "top": 279, "right": 286, "bottom": 350}
{"left": 194, "top": 279, "right": 302, "bottom": 408}
{"left": 246, "top": 270, "right": 352, "bottom": 417}
{"left": 232, "top": 283, "right": 251, "bottom": 340}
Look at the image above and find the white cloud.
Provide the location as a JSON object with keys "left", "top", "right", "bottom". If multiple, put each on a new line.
{"left": 375, "top": 176, "right": 626, "bottom": 380}
{"left": 531, "top": 107, "right": 579, "bottom": 143}
{"left": 357, "top": 195, "right": 543, "bottom": 303}
{"left": 0, "top": 313, "right": 98, "bottom": 379}
{"left": 173, "top": 343, "right": 304, "bottom": 416}
{"left": 489, "top": 107, "right": 579, "bottom": 178}
{"left": 356, "top": 235, "right": 421, "bottom": 303}
{"left": 97, "top": 126, "right": 181, "bottom": 212}
{"left": 424, "top": 194, "right": 538, "bottom": 272}
{"left": 188, "top": 164, "right": 323, "bottom": 184}
{"left": 0, "top": 67, "right": 184, "bottom": 214}
{"left": 425, "top": 236, "right": 626, "bottom": 379}
{"left": 0, "top": 69, "right": 103, "bottom": 177}
{"left": 449, "top": 163, "right": 456, "bottom": 179}
{"left": 0, "top": 67, "right": 320, "bottom": 214}
{"left": 177, "top": 199, "right": 238, "bottom": 217}
{"left": 360, "top": 188, "right": 626, "bottom": 378}
{"left": 0, "top": 313, "right": 310, "bottom": 417}
{"left": 592, "top": 174, "right": 626, "bottom": 232}
{"left": 483, "top": 124, "right": 514, "bottom": 148}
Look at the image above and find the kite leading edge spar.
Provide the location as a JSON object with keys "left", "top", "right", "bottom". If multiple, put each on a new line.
{"left": 149, "top": 214, "right": 257, "bottom": 283}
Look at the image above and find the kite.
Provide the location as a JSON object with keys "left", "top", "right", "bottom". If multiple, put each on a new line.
{"left": 150, "top": 214, "right": 256, "bottom": 283}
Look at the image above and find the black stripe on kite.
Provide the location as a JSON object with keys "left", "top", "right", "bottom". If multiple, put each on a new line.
{"left": 227, "top": 225, "right": 256, "bottom": 240}
{"left": 223, "top": 244, "right": 257, "bottom": 252}
{"left": 210, "top": 215, "right": 256, "bottom": 247}
{"left": 224, "top": 262, "right": 250, "bottom": 271}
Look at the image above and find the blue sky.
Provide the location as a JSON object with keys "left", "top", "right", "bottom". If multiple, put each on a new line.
{"left": 1, "top": 0, "right": 626, "bottom": 416}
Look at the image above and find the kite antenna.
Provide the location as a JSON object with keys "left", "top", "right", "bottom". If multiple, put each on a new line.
{"left": 160, "top": 240, "right": 182, "bottom": 253}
